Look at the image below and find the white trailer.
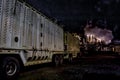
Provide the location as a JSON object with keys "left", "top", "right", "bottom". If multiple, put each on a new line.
{"left": 0, "top": 0, "right": 64, "bottom": 79}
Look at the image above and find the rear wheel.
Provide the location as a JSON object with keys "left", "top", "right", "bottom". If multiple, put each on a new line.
{"left": 1, "top": 57, "right": 20, "bottom": 80}
{"left": 53, "top": 55, "right": 59, "bottom": 66}
{"left": 68, "top": 54, "right": 73, "bottom": 63}
{"left": 59, "top": 55, "right": 63, "bottom": 65}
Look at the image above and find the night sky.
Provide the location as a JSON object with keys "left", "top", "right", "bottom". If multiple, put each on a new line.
{"left": 26, "top": 0, "right": 120, "bottom": 39}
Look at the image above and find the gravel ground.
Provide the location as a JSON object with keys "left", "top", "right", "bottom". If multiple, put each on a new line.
{"left": 18, "top": 58, "right": 120, "bottom": 80}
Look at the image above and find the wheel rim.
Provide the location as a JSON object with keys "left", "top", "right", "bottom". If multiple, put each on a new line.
{"left": 5, "top": 61, "right": 17, "bottom": 76}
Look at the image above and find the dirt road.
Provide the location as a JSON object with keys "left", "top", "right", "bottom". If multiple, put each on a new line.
{"left": 18, "top": 57, "right": 120, "bottom": 80}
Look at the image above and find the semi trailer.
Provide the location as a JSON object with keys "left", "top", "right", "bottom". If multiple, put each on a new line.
{"left": 0, "top": 0, "right": 80, "bottom": 79}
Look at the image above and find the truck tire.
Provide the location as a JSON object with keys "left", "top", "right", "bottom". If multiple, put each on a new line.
{"left": 52, "top": 55, "right": 59, "bottom": 66}
{"left": 59, "top": 55, "right": 63, "bottom": 65}
{"left": 1, "top": 57, "right": 20, "bottom": 80}
{"left": 68, "top": 54, "right": 73, "bottom": 63}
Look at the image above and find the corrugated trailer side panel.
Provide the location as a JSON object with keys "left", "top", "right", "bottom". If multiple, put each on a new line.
{"left": 15, "top": 1, "right": 40, "bottom": 49}
{"left": 15, "top": 1, "right": 22, "bottom": 48}
{"left": 0, "top": 0, "right": 64, "bottom": 52}
{"left": 48, "top": 20, "right": 52, "bottom": 51}
{"left": 47, "top": 21, "right": 51, "bottom": 50}
{"left": 22, "top": 5, "right": 28, "bottom": 48}
{"left": 38, "top": 15, "right": 47, "bottom": 58}
{"left": 51, "top": 22, "right": 55, "bottom": 51}
{"left": 44, "top": 18, "right": 48, "bottom": 50}
{"left": 41, "top": 15, "right": 45, "bottom": 50}
{"left": 18, "top": 1, "right": 25, "bottom": 49}
{"left": 38, "top": 15, "right": 43, "bottom": 50}
{"left": 54, "top": 25, "right": 57, "bottom": 51}
{"left": 0, "top": 0, "right": 27, "bottom": 49}
{"left": 11, "top": 0, "right": 22, "bottom": 49}
{"left": 36, "top": 13, "right": 40, "bottom": 49}
{"left": 1, "top": 0, "right": 8, "bottom": 47}
{"left": 46, "top": 19, "right": 51, "bottom": 51}
{"left": 59, "top": 27, "right": 64, "bottom": 51}
{"left": 19, "top": 2, "right": 33, "bottom": 49}
{"left": 56, "top": 25, "right": 59, "bottom": 51}
{"left": 41, "top": 18, "right": 47, "bottom": 58}
{"left": 32, "top": 10, "right": 38, "bottom": 49}
{"left": 27, "top": 8, "right": 33, "bottom": 48}
{"left": 1, "top": 0, "right": 22, "bottom": 48}
{"left": 24, "top": 7, "right": 29, "bottom": 48}
{"left": 55, "top": 25, "right": 60, "bottom": 51}
{"left": 58, "top": 26, "right": 64, "bottom": 51}
{"left": 53, "top": 24, "right": 64, "bottom": 52}
{"left": 53, "top": 24, "right": 56, "bottom": 51}
{"left": 0, "top": 0, "right": 4, "bottom": 47}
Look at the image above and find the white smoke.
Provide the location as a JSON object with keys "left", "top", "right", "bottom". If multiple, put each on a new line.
{"left": 84, "top": 26, "right": 113, "bottom": 45}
